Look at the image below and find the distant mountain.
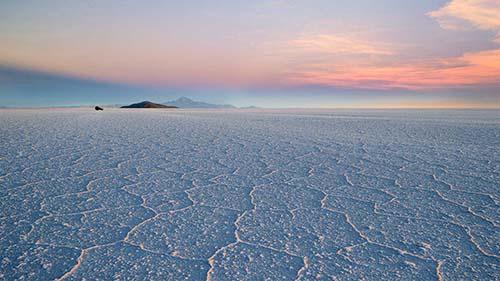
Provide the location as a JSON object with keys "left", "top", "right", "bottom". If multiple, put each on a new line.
{"left": 240, "top": 106, "right": 260, "bottom": 109}
{"left": 166, "top": 97, "right": 236, "bottom": 109}
{"left": 121, "top": 101, "right": 177, "bottom": 109}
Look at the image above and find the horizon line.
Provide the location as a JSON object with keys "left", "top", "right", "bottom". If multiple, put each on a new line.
{"left": 2, "top": 106, "right": 499, "bottom": 110}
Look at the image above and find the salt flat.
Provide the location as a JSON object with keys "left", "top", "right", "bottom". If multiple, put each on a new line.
{"left": 0, "top": 108, "right": 499, "bottom": 280}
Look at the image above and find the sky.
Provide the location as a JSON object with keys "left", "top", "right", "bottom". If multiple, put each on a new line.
{"left": 0, "top": 0, "right": 499, "bottom": 108}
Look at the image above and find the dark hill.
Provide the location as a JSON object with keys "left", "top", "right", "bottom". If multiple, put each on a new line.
{"left": 121, "top": 101, "right": 177, "bottom": 109}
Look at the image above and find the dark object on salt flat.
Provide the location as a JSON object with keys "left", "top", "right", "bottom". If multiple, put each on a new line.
{"left": 95, "top": 106, "right": 104, "bottom": 111}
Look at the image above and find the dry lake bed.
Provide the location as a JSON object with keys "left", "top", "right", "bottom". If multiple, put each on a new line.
{"left": 0, "top": 109, "right": 499, "bottom": 280}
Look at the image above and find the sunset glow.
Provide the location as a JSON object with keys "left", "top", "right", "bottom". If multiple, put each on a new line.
{"left": 0, "top": 0, "right": 499, "bottom": 107}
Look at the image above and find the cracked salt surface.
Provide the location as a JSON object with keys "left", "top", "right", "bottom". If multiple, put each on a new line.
{"left": 0, "top": 108, "right": 499, "bottom": 280}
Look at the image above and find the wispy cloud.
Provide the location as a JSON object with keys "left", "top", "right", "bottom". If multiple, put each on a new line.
{"left": 289, "top": 34, "right": 393, "bottom": 55}
{"left": 428, "top": 0, "right": 500, "bottom": 35}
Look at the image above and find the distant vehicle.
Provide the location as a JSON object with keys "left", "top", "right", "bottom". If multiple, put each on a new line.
{"left": 95, "top": 106, "right": 104, "bottom": 111}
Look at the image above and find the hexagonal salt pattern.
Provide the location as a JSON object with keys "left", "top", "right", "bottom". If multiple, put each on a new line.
{"left": 0, "top": 109, "right": 498, "bottom": 280}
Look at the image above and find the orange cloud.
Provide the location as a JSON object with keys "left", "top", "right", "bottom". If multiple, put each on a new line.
{"left": 286, "top": 49, "right": 500, "bottom": 90}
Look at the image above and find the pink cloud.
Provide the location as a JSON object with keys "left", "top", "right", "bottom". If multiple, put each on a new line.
{"left": 285, "top": 49, "right": 500, "bottom": 90}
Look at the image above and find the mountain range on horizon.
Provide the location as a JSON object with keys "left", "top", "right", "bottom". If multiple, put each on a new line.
{"left": 165, "top": 97, "right": 237, "bottom": 109}
{"left": 0, "top": 96, "right": 260, "bottom": 109}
